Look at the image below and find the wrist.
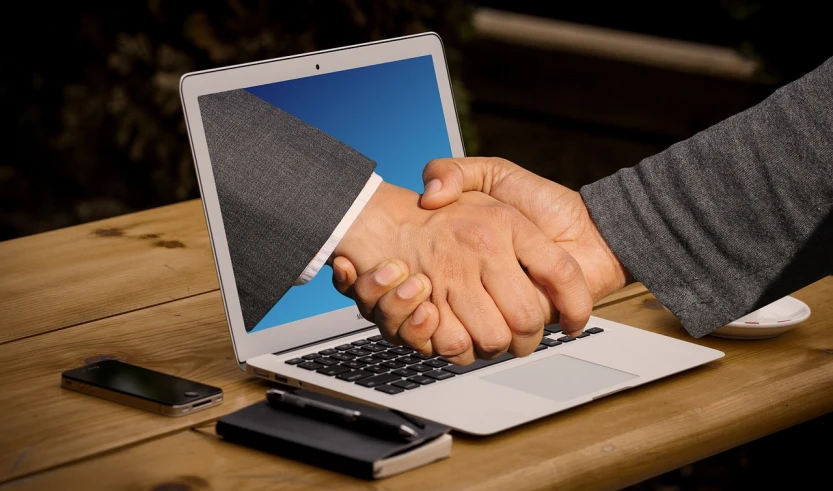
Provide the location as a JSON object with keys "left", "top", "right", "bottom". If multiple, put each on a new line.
{"left": 588, "top": 214, "right": 632, "bottom": 298}
{"left": 333, "top": 181, "right": 419, "bottom": 273}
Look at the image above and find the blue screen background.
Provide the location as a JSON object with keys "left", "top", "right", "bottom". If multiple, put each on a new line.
{"left": 244, "top": 55, "right": 453, "bottom": 333}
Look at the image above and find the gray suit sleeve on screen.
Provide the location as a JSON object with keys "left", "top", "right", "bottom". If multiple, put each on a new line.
{"left": 580, "top": 56, "right": 833, "bottom": 337}
{"left": 199, "top": 89, "right": 376, "bottom": 331}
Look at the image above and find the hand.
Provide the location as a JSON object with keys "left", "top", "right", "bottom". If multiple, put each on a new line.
{"left": 418, "top": 157, "right": 631, "bottom": 302}
{"left": 332, "top": 158, "right": 630, "bottom": 341}
{"left": 330, "top": 181, "right": 593, "bottom": 364}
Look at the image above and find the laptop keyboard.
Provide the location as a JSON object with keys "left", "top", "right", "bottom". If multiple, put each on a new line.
{"left": 284, "top": 324, "right": 605, "bottom": 394}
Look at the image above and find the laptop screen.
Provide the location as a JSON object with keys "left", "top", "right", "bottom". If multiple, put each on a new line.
{"left": 199, "top": 54, "right": 453, "bottom": 335}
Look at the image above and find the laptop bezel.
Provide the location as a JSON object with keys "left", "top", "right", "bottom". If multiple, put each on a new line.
{"left": 179, "top": 33, "right": 465, "bottom": 364}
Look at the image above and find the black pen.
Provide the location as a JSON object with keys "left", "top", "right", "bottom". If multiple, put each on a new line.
{"left": 266, "top": 389, "right": 418, "bottom": 441}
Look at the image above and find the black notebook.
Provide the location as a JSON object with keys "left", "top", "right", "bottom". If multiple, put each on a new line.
{"left": 216, "top": 390, "right": 452, "bottom": 479}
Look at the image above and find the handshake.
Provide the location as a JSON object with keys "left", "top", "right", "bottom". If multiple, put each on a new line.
{"left": 328, "top": 157, "right": 632, "bottom": 366}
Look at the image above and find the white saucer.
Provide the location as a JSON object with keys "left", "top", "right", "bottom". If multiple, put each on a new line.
{"left": 710, "top": 296, "right": 811, "bottom": 340}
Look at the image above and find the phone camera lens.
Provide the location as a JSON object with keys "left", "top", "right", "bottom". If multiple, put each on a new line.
{"left": 315, "top": 64, "right": 320, "bottom": 70}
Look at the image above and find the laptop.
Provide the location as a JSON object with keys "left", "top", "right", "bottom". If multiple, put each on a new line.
{"left": 180, "top": 32, "right": 724, "bottom": 435}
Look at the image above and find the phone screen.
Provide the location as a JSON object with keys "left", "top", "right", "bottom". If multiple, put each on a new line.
{"left": 62, "top": 359, "right": 222, "bottom": 406}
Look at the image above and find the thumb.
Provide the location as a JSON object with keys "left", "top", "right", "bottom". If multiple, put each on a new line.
{"left": 420, "top": 157, "right": 519, "bottom": 209}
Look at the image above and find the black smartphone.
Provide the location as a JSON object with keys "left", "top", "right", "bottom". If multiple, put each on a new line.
{"left": 61, "top": 359, "right": 223, "bottom": 416}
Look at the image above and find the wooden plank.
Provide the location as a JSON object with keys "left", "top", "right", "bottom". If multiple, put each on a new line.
{"left": 3, "top": 277, "right": 832, "bottom": 488}
{"left": 473, "top": 8, "right": 760, "bottom": 81}
{"left": 0, "top": 199, "right": 218, "bottom": 344}
{"left": 463, "top": 40, "right": 770, "bottom": 143}
{"left": 0, "top": 283, "right": 648, "bottom": 484}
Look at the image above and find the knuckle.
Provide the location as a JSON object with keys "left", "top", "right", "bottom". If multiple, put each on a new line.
{"left": 553, "top": 254, "right": 584, "bottom": 285}
{"left": 477, "top": 330, "right": 512, "bottom": 356}
{"left": 435, "top": 330, "right": 472, "bottom": 358}
{"left": 507, "top": 303, "right": 545, "bottom": 336}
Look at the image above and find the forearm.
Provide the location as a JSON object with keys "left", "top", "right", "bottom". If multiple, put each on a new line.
{"left": 581, "top": 57, "right": 833, "bottom": 337}
{"left": 199, "top": 88, "right": 377, "bottom": 330}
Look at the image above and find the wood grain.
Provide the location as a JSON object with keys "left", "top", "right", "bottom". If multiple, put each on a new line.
{"left": 0, "top": 199, "right": 217, "bottom": 344}
{"left": 2, "top": 277, "right": 831, "bottom": 489}
{"left": 0, "top": 283, "right": 648, "bottom": 484}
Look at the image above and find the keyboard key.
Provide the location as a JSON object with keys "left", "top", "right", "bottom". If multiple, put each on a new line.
{"left": 337, "top": 370, "right": 374, "bottom": 382}
{"left": 297, "top": 362, "right": 324, "bottom": 370}
{"left": 389, "top": 347, "right": 414, "bottom": 355}
{"left": 319, "top": 349, "right": 337, "bottom": 356}
{"left": 375, "top": 384, "right": 405, "bottom": 394}
{"left": 302, "top": 353, "right": 322, "bottom": 360}
{"left": 356, "top": 373, "right": 401, "bottom": 388}
{"left": 365, "top": 366, "right": 389, "bottom": 374}
{"left": 411, "top": 364, "right": 434, "bottom": 373}
{"left": 408, "top": 376, "right": 436, "bottom": 385}
{"left": 368, "top": 334, "right": 384, "bottom": 341}
{"left": 438, "top": 357, "right": 450, "bottom": 363}
{"left": 544, "top": 324, "right": 563, "bottom": 334}
{"left": 397, "top": 356, "right": 421, "bottom": 365}
{"left": 375, "top": 340, "right": 396, "bottom": 348}
{"left": 392, "top": 368, "right": 417, "bottom": 378}
{"left": 346, "top": 348, "right": 371, "bottom": 357}
{"left": 357, "top": 356, "right": 378, "bottom": 365}
{"left": 340, "top": 361, "right": 363, "bottom": 370}
{"left": 329, "top": 353, "right": 353, "bottom": 362}
{"left": 392, "top": 379, "right": 420, "bottom": 390}
{"left": 534, "top": 344, "right": 548, "bottom": 352}
{"left": 425, "top": 370, "right": 455, "bottom": 381}
{"left": 317, "top": 365, "right": 351, "bottom": 376}
{"left": 380, "top": 360, "right": 406, "bottom": 369}
{"left": 557, "top": 336, "right": 576, "bottom": 343}
{"left": 351, "top": 339, "right": 371, "bottom": 346}
{"left": 586, "top": 327, "right": 604, "bottom": 334}
{"left": 316, "top": 357, "right": 338, "bottom": 366}
{"left": 422, "top": 359, "right": 448, "bottom": 368}
{"left": 335, "top": 344, "right": 354, "bottom": 351}
{"left": 576, "top": 332, "right": 591, "bottom": 339}
{"left": 372, "top": 352, "right": 397, "bottom": 361}
{"left": 411, "top": 353, "right": 431, "bottom": 361}
{"left": 540, "top": 337, "right": 561, "bottom": 347}
{"left": 442, "top": 352, "right": 515, "bottom": 375}
{"left": 363, "top": 344, "right": 386, "bottom": 353}
{"left": 285, "top": 358, "right": 303, "bottom": 365}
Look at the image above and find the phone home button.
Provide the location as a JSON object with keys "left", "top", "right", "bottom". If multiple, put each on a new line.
{"left": 184, "top": 391, "right": 199, "bottom": 397}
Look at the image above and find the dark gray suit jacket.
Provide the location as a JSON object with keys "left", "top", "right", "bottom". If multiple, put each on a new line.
{"left": 581, "top": 56, "right": 833, "bottom": 337}
{"left": 199, "top": 89, "right": 376, "bottom": 331}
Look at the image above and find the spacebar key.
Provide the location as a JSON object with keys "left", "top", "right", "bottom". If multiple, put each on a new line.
{"left": 442, "top": 352, "right": 515, "bottom": 375}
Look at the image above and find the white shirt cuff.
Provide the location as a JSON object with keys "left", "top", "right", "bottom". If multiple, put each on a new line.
{"left": 294, "top": 172, "right": 383, "bottom": 285}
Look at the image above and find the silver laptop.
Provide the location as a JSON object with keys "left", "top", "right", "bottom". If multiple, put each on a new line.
{"left": 180, "top": 32, "right": 724, "bottom": 435}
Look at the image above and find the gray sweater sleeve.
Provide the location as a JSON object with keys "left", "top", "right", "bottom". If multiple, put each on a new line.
{"left": 198, "top": 89, "right": 376, "bottom": 331}
{"left": 580, "top": 56, "right": 833, "bottom": 338}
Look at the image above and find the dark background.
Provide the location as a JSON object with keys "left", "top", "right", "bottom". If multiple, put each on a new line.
{"left": 3, "top": 1, "right": 830, "bottom": 488}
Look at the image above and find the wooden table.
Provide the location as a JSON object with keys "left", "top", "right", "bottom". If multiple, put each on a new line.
{"left": 1, "top": 199, "right": 831, "bottom": 490}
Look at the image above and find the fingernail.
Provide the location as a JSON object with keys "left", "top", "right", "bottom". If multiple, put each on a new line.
{"left": 411, "top": 304, "right": 429, "bottom": 325}
{"left": 333, "top": 263, "right": 346, "bottom": 283}
{"left": 374, "top": 262, "right": 403, "bottom": 286}
{"left": 397, "top": 277, "right": 425, "bottom": 299}
{"left": 423, "top": 179, "right": 442, "bottom": 196}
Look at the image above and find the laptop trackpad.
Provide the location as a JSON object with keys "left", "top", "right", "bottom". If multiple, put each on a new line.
{"left": 482, "top": 354, "right": 638, "bottom": 402}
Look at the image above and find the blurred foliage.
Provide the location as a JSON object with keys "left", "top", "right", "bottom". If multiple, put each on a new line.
{"left": 1, "top": 0, "right": 476, "bottom": 240}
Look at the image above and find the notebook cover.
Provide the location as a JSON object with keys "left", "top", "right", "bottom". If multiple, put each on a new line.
{"left": 216, "top": 390, "right": 450, "bottom": 479}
